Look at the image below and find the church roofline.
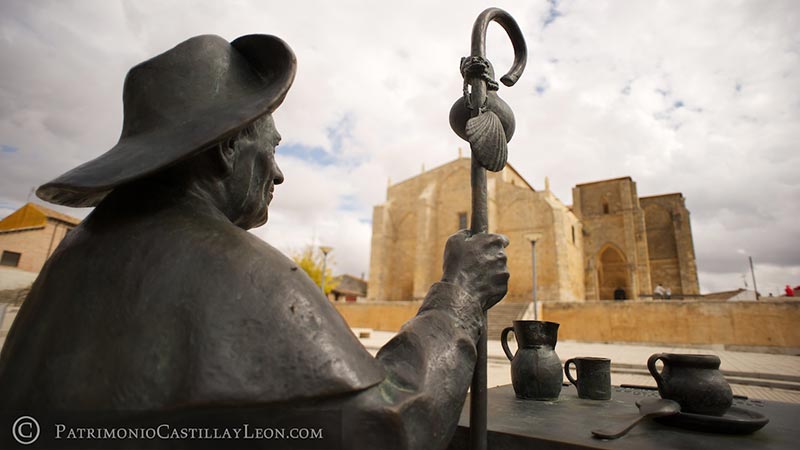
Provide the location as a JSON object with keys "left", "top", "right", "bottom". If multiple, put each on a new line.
{"left": 639, "top": 192, "right": 684, "bottom": 199}
{"left": 390, "top": 156, "right": 535, "bottom": 192}
{"left": 389, "top": 157, "right": 465, "bottom": 188}
{"left": 503, "top": 161, "right": 535, "bottom": 191}
{"left": 574, "top": 176, "right": 632, "bottom": 187}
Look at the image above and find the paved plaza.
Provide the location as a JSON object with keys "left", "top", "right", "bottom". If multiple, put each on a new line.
{"left": 360, "top": 331, "right": 800, "bottom": 404}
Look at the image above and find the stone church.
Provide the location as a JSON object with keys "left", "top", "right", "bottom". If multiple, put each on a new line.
{"left": 368, "top": 157, "right": 699, "bottom": 303}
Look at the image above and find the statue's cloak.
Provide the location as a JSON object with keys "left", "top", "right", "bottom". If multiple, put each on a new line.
{"left": 0, "top": 192, "right": 384, "bottom": 411}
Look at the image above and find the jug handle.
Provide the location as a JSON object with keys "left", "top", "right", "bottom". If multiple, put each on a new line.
{"left": 564, "top": 358, "right": 578, "bottom": 386}
{"left": 647, "top": 353, "right": 668, "bottom": 391}
{"left": 500, "top": 327, "right": 515, "bottom": 361}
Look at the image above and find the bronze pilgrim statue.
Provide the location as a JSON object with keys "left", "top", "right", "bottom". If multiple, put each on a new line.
{"left": 0, "top": 34, "right": 509, "bottom": 449}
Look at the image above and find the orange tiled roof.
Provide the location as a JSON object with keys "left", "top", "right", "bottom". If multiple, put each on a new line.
{"left": 29, "top": 203, "right": 81, "bottom": 225}
{"left": 0, "top": 203, "right": 81, "bottom": 232}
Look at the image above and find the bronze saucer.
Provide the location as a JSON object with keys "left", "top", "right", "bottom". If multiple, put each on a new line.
{"left": 655, "top": 406, "right": 768, "bottom": 434}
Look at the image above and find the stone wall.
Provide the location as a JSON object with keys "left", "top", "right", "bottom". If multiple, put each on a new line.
{"left": 573, "top": 177, "right": 653, "bottom": 300}
{"left": 369, "top": 159, "right": 699, "bottom": 306}
{"left": 571, "top": 179, "right": 700, "bottom": 300}
{"left": 542, "top": 300, "right": 800, "bottom": 351}
{"left": 332, "top": 301, "right": 421, "bottom": 331}
{"left": 368, "top": 158, "right": 584, "bottom": 303}
{"left": 640, "top": 194, "right": 700, "bottom": 296}
{"left": 494, "top": 182, "right": 558, "bottom": 303}
{"left": 332, "top": 299, "right": 800, "bottom": 353}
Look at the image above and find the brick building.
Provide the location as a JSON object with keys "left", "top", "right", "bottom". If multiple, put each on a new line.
{"left": 0, "top": 203, "right": 81, "bottom": 273}
{"left": 330, "top": 274, "right": 368, "bottom": 302}
{"left": 368, "top": 158, "right": 700, "bottom": 302}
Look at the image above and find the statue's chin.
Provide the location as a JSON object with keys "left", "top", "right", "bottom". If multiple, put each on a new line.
{"left": 235, "top": 204, "right": 268, "bottom": 230}
{"left": 251, "top": 207, "right": 269, "bottom": 229}
{"left": 256, "top": 212, "right": 268, "bottom": 228}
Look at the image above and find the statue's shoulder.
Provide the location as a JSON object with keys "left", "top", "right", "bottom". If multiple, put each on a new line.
{"left": 73, "top": 199, "right": 308, "bottom": 294}
{"left": 150, "top": 206, "right": 305, "bottom": 290}
{"left": 11, "top": 202, "right": 385, "bottom": 409}
{"left": 136, "top": 209, "right": 386, "bottom": 405}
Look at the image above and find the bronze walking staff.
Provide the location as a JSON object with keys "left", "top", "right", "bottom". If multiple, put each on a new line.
{"left": 449, "top": 7, "right": 527, "bottom": 450}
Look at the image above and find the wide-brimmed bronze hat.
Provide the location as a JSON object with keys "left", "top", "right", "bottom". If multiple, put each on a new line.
{"left": 36, "top": 34, "right": 296, "bottom": 207}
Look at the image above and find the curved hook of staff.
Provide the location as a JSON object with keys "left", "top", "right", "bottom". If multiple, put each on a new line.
{"left": 450, "top": 7, "right": 528, "bottom": 172}
{"left": 470, "top": 7, "right": 527, "bottom": 87}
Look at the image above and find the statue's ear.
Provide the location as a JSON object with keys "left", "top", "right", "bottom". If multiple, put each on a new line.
{"left": 214, "top": 139, "right": 237, "bottom": 176}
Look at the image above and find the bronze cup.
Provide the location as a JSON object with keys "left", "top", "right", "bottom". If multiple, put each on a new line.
{"left": 564, "top": 357, "right": 612, "bottom": 400}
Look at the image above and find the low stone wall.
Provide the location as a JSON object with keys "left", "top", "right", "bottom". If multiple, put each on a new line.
{"left": 332, "top": 299, "right": 800, "bottom": 353}
{"left": 332, "top": 301, "right": 422, "bottom": 332}
{"left": 542, "top": 300, "right": 800, "bottom": 352}
{"left": 0, "top": 305, "right": 19, "bottom": 351}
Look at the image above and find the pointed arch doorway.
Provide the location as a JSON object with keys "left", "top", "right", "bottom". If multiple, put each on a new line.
{"left": 597, "top": 244, "right": 631, "bottom": 300}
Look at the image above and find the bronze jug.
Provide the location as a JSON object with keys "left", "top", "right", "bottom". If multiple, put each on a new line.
{"left": 647, "top": 353, "right": 733, "bottom": 416}
{"left": 501, "top": 320, "right": 562, "bottom": 400}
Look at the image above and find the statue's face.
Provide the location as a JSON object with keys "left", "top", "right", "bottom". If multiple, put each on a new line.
{"left": 230, "top": 114, "right": 284, "bottom": 229}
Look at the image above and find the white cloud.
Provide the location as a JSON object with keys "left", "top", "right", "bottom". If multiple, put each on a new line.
{"left": 0, "top": 0, "right": 797, "bottom": 292}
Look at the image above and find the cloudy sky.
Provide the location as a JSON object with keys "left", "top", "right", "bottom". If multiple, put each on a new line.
{"left": 0, "top": 0, "right": 797, "bottom": 295}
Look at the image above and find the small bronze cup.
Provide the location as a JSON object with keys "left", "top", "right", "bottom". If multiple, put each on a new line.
{"left": 564, "top": 357, "right": 612, "bottom": 400}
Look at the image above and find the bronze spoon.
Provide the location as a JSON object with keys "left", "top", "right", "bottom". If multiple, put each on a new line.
{"left": 591, "top": 398, "right": 681, "bottom": 439}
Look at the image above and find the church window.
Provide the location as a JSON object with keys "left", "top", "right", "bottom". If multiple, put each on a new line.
{"left": 572, "top": 226, "right": 576, "bottom": 244}
{"left": 602, "top": 200, "right": 610, "bottom": 214}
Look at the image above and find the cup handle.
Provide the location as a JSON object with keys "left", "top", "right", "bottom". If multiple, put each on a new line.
{"left": 564, "top": 358, "right": 578, "bottom": 386}
{"left": 647, "top": 353, "right": 667, "bottom": 391}
{"left": 500, "top": 327, "right": 515, "bottom": 361}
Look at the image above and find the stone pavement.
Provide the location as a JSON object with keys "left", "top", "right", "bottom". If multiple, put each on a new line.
{"left": 358, "top": 330, "right": 800, "bottom": 404}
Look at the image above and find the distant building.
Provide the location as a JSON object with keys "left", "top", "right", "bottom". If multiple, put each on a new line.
{"left": 368, "top": 158, "right": 700, "bottom": 302}
{"left": 0, "top": 203, "right": 81, "bottom": 273}
{"left": 702, "top": 289, "right": 758, "bottom": 302}
{"left": 573, "top": 177, "right": 700, "bottom": 300}
{"left": 330, "top": 274, "right": 368, "bottom": 302}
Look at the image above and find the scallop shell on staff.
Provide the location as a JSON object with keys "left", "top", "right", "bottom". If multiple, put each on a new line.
{"left": 466, "top": 111, "right": 508, "bottom": 172}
